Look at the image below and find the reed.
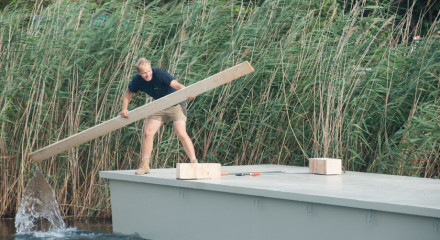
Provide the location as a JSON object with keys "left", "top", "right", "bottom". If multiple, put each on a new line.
{"left": 1, "top": 0, "right": 439, "bottom": 218}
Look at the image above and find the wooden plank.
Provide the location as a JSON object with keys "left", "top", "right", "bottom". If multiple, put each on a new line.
{"left": 309, "top": 158, "right": 342, "bottom": 175}
{"left": 30, "top": 61, "right": 254, "bottom": 162}
{"left": 176, "top": 163, "right": 221, "bottom": 180}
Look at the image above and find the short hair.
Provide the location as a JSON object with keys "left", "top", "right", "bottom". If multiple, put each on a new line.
{"left": 136, "top": 58, "right": 151, "bottom": 71}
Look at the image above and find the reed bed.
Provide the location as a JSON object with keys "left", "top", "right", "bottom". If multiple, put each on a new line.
{"left": 0, "top": 0, "right": 439, "bottom": 218}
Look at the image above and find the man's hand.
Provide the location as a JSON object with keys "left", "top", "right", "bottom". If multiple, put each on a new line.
{"left": 121, "top": 110, "right": 129, "bottom": 118}
{"left": 170, "top": 80, "right": 196, "bottom": 101}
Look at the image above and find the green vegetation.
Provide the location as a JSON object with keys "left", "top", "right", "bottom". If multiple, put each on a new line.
{"left": 1, "top": 0, "right": 439, "bottom": 218}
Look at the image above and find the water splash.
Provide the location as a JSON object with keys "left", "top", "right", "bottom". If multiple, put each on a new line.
{"left": 15, "top": 167, "right": 66, "bottom": 233}
{"left": 14, "top": 228, "right": 146, "bottom": 240}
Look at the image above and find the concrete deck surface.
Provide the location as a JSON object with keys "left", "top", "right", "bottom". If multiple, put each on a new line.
{"left": 100, "top": 164, "right": 440, "bottom": 218}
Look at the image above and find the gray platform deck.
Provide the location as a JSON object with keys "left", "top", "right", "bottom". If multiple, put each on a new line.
{"left": 100, "top": 164, "right": 440, "bottom": 240}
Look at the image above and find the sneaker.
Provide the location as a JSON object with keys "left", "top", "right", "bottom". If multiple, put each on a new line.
{"left": 190, "top": 158, "right": 198, "bottom": 164}
{"left": 135, "top": 160, "right": 150, "bottom": 175}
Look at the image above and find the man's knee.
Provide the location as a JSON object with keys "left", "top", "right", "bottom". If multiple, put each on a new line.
{"left": 144, "top": 120, "right": 162, "bottom": 137}
{"left": 173, "top": 122, "right": 188, "bottom": 138}
{"left": 175, "top": 129, "right": 189, "bottom": 140}
{"left": 144, "top": 126, "right": 159, "bottom": 138}
{"left": 144, "top": 129, "right": 156, "bottom": 138}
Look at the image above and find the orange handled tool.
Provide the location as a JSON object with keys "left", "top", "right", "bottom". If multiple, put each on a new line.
{"left": 221, "top": 171, "right": 283, "bottom": 176}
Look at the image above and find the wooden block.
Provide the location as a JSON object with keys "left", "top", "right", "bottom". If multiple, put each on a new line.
{"left": 29, "top": 62, "right": 254, "bottom": 162}
{"left": 176, "top": 163, "right": 221, "bottom": 180}
{"left": 309, "top": 158, "right": 342, "bottom": 175}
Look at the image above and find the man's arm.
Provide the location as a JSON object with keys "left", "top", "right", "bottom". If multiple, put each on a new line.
{"left": 170, "top": 80, "right": 195, "bottom": 100}
{"left": 121, "top": 89, "right": 133, "bottom": 118}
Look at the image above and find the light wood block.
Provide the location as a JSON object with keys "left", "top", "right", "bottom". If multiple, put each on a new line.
{"left": 176, "top": 163, "right": 221, "bottom": 180}
{"left": 309, "top": 158, "right": 342, "bottom": 175}
{"left": 29, "top": 62, "right": 254, "bottom": 162}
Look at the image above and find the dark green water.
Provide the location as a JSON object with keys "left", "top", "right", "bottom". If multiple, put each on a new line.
{"left": 0, "top": 218, "right": 145, "bottom": 239}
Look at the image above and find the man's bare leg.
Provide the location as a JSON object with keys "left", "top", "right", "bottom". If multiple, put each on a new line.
{"left": 142, "top": 119, "right": 163, "bottom": 159}
{"left": 136, "top": 119, "right": 163, "bottom": 175}
{"left": 173, "top": 121, "right": 197, "bottom": 163}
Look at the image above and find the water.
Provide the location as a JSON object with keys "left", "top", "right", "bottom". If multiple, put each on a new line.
{"left": 1, "top": 218, "right": 145, "bottom": 239}
{"left": 8, "top": 168, "right": 145, "bottom": 239}
{"left": 15, "top": 168, "right": 65, "bottom": 233}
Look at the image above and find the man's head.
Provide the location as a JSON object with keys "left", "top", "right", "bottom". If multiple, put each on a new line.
{"left": 137, "top": 58, "right": 152, "bottom": 81}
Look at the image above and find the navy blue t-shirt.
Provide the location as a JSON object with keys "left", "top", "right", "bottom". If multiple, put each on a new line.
{"left": 128, "top": 68, "right": 176, "bottom": 100}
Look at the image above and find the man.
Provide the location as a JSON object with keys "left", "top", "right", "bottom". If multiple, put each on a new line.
{"left": 121, "top": 58, "right": 197, "bottom": 175}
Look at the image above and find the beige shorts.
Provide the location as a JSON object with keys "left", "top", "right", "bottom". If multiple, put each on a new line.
{"left": 148, "top": 104, "right": 187, "bottom": 122}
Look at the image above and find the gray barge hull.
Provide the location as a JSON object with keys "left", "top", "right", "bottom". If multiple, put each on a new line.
{"left": 100, "top": 165, "right": 440, "bottom": 240}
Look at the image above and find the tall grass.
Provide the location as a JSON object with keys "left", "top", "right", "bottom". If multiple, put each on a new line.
{"left": 1, "top": 0, "right": 439, "bottom": 218}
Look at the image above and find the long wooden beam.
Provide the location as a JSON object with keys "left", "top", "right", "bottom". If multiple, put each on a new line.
{"left": 30, "top": 61, "right": 254, "bottom": 162}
